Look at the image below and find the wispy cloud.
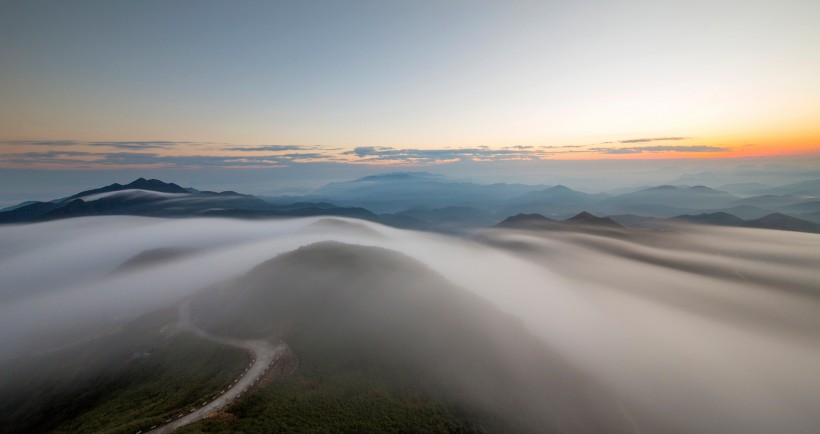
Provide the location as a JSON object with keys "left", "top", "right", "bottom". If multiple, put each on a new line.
{"left": 0, "top": 150, "right": 334, "bottom": 168}
{"left": 600, "top": 137, "right": 690, "bottom": 145}
{"left": 2, "top": 140, "right": 82, "bottom": 147}
{"left": 1, "top": 140, "right": 218, "bottom": 150}
{"left": 619, "top": 137, "right": 688, "bottom": 144}
{"left": 592, "top": 145, "right": 728, "bottom": 154}
{"left": 0, "top": 136, "right": 733, "bottom": 168}
{"left": 86, "top": 141, "right": 212, "bottom": 150}
{"left": 228, "top": 145, "right": 311, "bottom": 152}
{"left": 341, "top": 146, "right": 554, "bottom": 163}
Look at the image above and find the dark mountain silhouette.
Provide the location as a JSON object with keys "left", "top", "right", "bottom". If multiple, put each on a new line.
{"left": 614, "top": 211, "right": 820, "bottom": 234}
{"left": 0, "top": 179, "right": 378, "bottom": 224}
{"left": 495, "top": 211, "right": 623, "bottom": 233}
{"left": 67, "top": 177, "right": 188, "bottom": 200}
{"left": 743, "top": 213, "right": 820, "bottom": 233}
{"left": 673, "top": 212, "right": 746, "bottom": 226}
{"left": 565, "top": 211, "right": 623, "bottom": 228}
{"left": 0, "top": 201, "right": 60, "bottom": 223}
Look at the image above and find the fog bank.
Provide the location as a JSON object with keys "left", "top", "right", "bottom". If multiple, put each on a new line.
{"left": 0, "top": 216, "right": 818, "bottom": 433}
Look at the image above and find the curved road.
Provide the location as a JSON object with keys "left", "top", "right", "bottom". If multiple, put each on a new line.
{"left": 148, "top": 301, "right": 286, "bottom": 434}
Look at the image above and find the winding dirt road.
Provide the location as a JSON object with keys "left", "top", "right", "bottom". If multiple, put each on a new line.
{"left": 147, "top": 301, "right": 286, "bottom": 434}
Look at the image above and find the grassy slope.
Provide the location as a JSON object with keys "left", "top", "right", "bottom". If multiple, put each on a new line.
{"left": 178, "top": 242, "right": 574, "bottom": 433}
{"left": 178, "top": 330, "right": 487, "bottom": 434}
{"left": 0, "top": 308, "right": 248, "bottom": 434}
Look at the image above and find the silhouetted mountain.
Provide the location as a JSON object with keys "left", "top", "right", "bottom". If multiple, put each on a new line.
{"left": 674, "top": 212, "right": 746, "bottom": 226}
{"left": 0, "top": 201, "right": 60, "bottom": 223}
{"left": 743, "top": 213, "right": 820, "bottom": 233}
{"left": 565, "top": 211, "right": 623, "bottom": 228}
{"left": 0, "top": 179, "right": 379, "bottom": 224}
{"left": 495, "top": 211, "right": 623, "bottom": 233}
{"left": 67, "top": 177, "right": 188, "bottom": 200}
{"left": 0, "top": 201, "right": 40, "bottom": 212}
{"left": 509, "top": 185, "right": 608, "bottom": 205}
{"left": 5, "top": 175, "right": 819, "bottom": 236}
{"left": 611, "top": 211, "right": 820, "bottom": 234}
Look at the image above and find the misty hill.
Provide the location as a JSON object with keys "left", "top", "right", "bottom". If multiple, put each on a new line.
{"left": 188, "top": 241, "right": 628, "bottom": 432}
{"left": 743, "top": 213, "right": 820, "bottom": 233}
{"left": 730, "top": 194, "right": 812, "bottom": 209}
{"left": 702, "top": 205, "right": 774, "bottom": 220}
{"left": 497, "top": 209, "right": 820, "bottom": 235}
{"left": 761, "top": 179, "right": 820, "bottom": 196}
{"left": 0, "top": 308, "right": 249, "bottom": 434}
{"left": 500, "top": 185, "right": 609, "bottom": 218}
{"left": 673, "top": 212, "right": 746, "bottom": 226}
{"left": 565, "top": 211, "right": 623, "bottom": 228}
{"left": 495, "top": 211, "right": 623, "bottom": 232}
{"left": 109, "top": 247, "right": 199, "bottom": 275}
{"left": 612, "top": 211, "right": 820, "bottom": 234}
{"left": 386, "top": 206, "right": 499, "bottom": 232}
{"left": 604, "top": 185, "right": 737, "bottom": 210}
{"left": 716, "top": 182, "right": 773, "bottom": 195}
{"left": 274, "top": 172, "right": 546, "bottom": 213}
{"left": 783, "top": 199, "right": 820, "bottom": 214}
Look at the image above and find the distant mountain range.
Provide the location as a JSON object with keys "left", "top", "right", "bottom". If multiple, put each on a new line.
{"left": 0, "top": 178, "right": 376, "bottom": 224}
{"left": 495, "top": 211, "right": 624, "bottom": 233}
{"left": 2, "top": 174, "right": 819, "bottom": 234}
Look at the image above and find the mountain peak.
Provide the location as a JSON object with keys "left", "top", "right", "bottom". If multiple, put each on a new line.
{"left": 565, "top": 211, "right": 623, "bottom": 228}
{"left": 125, "top": 178, "right": 187, "bottom": 192}
{"left": 66, "top": 178, "right": 188, "bottom": 201}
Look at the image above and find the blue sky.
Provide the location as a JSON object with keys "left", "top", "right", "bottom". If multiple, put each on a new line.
{"left": 1, "top": 0, "right": 819, "bottom": 202}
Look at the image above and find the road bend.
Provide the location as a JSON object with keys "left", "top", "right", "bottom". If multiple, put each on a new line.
{"left": 147, "top": 301, "right": 285, "bottom": 434}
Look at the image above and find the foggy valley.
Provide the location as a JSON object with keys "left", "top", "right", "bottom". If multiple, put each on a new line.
{"left": 1, "top": 209, "right": 818, "bottom": 433}
{"left": 3, "top": 1, "right": 820, "bottom": 432}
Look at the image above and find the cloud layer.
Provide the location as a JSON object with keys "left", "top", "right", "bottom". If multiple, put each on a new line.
{"left": 0, "top": 137, "right": 728, "bottom": 168}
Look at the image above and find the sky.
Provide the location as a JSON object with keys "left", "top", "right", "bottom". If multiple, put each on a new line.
{"left": 1, "top": 0, "right": 819, "bottom": 194}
